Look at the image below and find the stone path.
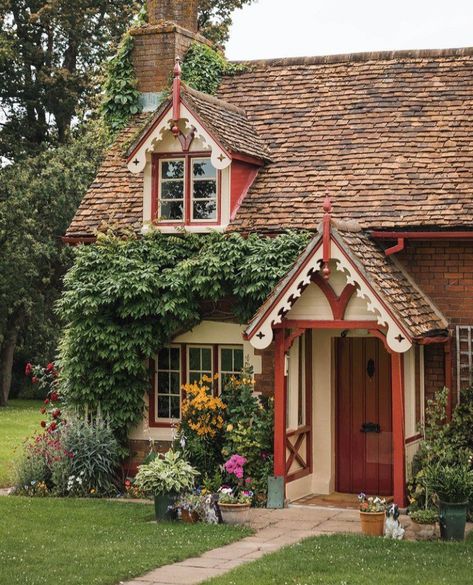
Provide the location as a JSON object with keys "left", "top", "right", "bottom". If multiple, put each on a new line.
{"left": 122, "top": 505, "right": 411, "bottom": 585}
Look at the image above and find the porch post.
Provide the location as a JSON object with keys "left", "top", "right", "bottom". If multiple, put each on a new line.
{"left": 391, "top": 352, "right": 406, "bottom": 507}
{"left": 273, "top": 328, "right": 286, "bottom": 479}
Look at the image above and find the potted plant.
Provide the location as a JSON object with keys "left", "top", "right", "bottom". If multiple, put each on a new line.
{"left": 218, "top": 487, "right": 252, "bottom": 524}
{"left": 177, "top": 493, "right": 206, "bottom": 523}
{"left": 134, "top": 450, "right": 199, "bottom": 521}
{"left": 409, "top": 509, "right": 438, "bottom": 540}
{"left": 425, "top": 460, "right": 473, "bottom": 541}
{"left": 217, "top": 454, "right": 253, "bottom": 524}
{"left": 358, "top": 493, "right": 386, "bottom": 536}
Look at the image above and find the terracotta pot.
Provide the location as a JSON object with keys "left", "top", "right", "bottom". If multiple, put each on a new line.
{"left": 181, "top": 509, "right": 200, "bottom": 524}
{"left": 411, "top": 520, "right": 438, "bottom": 541}
{"left": 360, "top": 511, "right": 385, "bottom": 536}
{"left": 219, "top": 503, "right": 251, "bottom": 525}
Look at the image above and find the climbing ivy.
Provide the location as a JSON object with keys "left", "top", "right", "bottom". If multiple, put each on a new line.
{"left": 57, "top": 229, "right": 311, "bottom": 441}
{"left": 182, "top": 43, "right": 247, "bottom": 95}
{"left": 101, "top": 33, "right": 142, "bottom": 133}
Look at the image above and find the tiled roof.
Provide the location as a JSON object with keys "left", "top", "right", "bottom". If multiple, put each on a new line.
{"left": 218, "top": 48, "right": 473, "bottom": 232}
{"left": 66, "top": 115, "right": 149, "bottom": 239}
{"left": 245, "top": 222, "right": 447, "bottom": 340}
{"left": 181, "top": 85, "right": 271, "bottom": 162}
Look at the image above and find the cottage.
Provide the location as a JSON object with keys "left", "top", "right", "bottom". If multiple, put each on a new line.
{"left": 66, "top": 0, "right": 473, "bottom": 507}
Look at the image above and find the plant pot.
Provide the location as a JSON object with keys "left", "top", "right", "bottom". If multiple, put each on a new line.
{"left": 154, "top": 493, "right": 178, "bottom": 522}
{"left": 411, "top": 520, "right": 438, "bottom": 541}
{"left": 360, "top": 511, "right": 385, "bottom": 537}
{"left": 181, "top": 509, "right": 200, "bottom": 524}
{"left": 219, "top": 503, "right": 251, "bottom": 525}
{"left": 438, "top": 500, "right": 468, "bottom": 541}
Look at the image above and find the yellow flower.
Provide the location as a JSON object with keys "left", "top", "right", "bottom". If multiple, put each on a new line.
{"left": 226, "top": 424, "right": 234, "bottom": 432}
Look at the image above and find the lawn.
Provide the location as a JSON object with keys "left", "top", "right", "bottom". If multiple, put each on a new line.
{"left": 205, "top": 533, "right": 473, "bottom": 585}
{"left": 0, "top": 399, "right": 43, "bottom": 487}
{"left": 0, "top": 497, "right": 251, "bottom": 585}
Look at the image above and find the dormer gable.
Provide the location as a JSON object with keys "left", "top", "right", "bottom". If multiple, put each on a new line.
{"left": 126, "top": 61, "right": 270, "bottom": 233}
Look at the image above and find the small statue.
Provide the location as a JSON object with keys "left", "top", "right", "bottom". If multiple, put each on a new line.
{"left": 385, "top": 504, "right": 405, "bottom": 540}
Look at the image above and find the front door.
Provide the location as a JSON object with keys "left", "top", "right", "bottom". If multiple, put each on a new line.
{"left": 336, "top": 337, "right": 393, "bottom": 496}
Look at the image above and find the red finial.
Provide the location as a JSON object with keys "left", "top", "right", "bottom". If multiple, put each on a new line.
{"left": 322, "top": 194, "right": 332, "bottom": 280}
{"left": 323, "top": 195, "right": 332, "bottom": 214}
{"left": 172, "top": 57, "right": 182, "bottom": 126}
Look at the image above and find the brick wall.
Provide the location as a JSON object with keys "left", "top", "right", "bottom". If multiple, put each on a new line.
{"left": 398, "top": 240, "right": 473, "bottom": 401}
{"left": 148, "top": 0, "right": 199, "bottom": 31}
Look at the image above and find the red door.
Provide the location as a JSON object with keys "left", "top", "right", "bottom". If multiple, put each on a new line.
{"left": 336, "top": 337, "right": 393, "bottom": 496}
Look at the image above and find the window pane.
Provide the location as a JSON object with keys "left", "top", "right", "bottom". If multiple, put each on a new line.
{"left": 201, "top": 348, "right": 212, "bottom": 371}
{"left": 161, "top": 182, "right": 184, "bottom": 200}
{"left": 158, "top": 372, "right": 169, "bottom": 393}
{"left": 162, "top": 160, "right": 184, "bottom": 179}
{"left": 234, "top": 349, "right": 244, "bottom": 371}
{"left": 193, "top": 180, "right": 216, "bottom": 200}
{"left": 221, "top": 348, "right": 233, "bottom": 372}
{"left": 170, "top": 372, "right": 180, "bottom": 393}
{"left": 158, "top": 348, "right": 170, "bottom": 370}
{"left": 160, "top": 201, "right": 184, "bottom": 220}
{"left": 193, "top": 200, "right": 216, "bottom": 220}
{"left": 193, "top": 159, "right": 216, "bottom": 178}
{"left": 189, "top": 348, "right": 201, "bottom": 371}
{"left": 189, "top": 371, "right": 201, "bottom": 384}
{"left": 170, "top": 348, "right": 180, "bottom": 371}
{"left": 158, "top": 395, "right": 170, "bottom": 419}
{"left": 170, "top": 396, "right": 180, "bottom": 419}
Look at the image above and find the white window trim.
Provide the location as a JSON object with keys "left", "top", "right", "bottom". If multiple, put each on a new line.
{"left": 190, "top": 157, "right": 218, "bottom": 223}
{"left": 155, "top": 344, "right": 182, "bottom": 422}
{"left": 218, "top": 345, "right": 245, "bottom": 393}
{"left": 159, "top": 158, "right": 186, "bottom": 223}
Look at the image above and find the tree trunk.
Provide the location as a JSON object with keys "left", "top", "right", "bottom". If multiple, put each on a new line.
{"left": 0, "top": 319, "right": 21, "bottom": 407}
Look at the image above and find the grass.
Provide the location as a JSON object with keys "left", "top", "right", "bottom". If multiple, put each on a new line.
{"left": 0, "top": 497, "right": 251, "bottom": 585}
{"left": 0, "top": 399, "right": 43, "bottom": 487}
{"left": 205, "top": 533, "right": 473, "bottom": 585}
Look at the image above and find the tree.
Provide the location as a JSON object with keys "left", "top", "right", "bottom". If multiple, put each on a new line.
{"left": 197, "top": 0, "right": 256, "bottom": 46}
{"left": 0, "top": 123, "right": 107, "bottom": 406}
{"left": 0, "top": 0, "right": 139, "bottom": 162}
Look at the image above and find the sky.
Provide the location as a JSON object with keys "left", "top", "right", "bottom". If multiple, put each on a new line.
{"left": 226, "top": 0, "right": 473, "bottom": 60}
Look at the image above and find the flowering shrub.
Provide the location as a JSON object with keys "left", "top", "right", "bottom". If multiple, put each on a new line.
{"left": 218, "top": 486, "right": 253, "bottom": 505}
{"left": 177, "top": 376, "right": 226, "bottom": 477}
{"left": 224, "top": 454, "right": 247, "bottom": 480}
{"left": 358, "top": 493, "right": 386, "bottom": 513}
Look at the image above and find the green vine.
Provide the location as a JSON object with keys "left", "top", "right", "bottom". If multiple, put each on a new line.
{"left": 182, "top": 43, "right": 247, "bottom": 95}
{"left": 101, "top": 33, "right": 142, "bottom": 133}
{"left": 57, "top": 229, "right": 311, "bottom": 441}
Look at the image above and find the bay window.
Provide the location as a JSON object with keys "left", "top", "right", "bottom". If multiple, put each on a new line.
{"left": 156, "top": 155, "right": 218, "bottom": 224}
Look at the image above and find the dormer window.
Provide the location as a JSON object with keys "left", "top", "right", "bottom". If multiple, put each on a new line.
{"left": 155, "top": 155, "right": 219, "bottom": 225}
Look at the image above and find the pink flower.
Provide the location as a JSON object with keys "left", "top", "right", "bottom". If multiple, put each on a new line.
{"left": 25, "top": 363, "right": 32, "bottom": 376}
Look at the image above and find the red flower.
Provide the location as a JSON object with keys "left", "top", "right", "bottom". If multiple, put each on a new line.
{"left": 25, "top": 363, "right": 32, "bottom": 376}
{"left": 44, "top": 399, "right": 50, "bottom": 405}
{"left": 40, "top": 421, "right": 46, "bottom": 428}
{"left": 32, "top": 376, "right": 38, "bottom": 384}
{"left": 50, "top": 392, "right": 59, "bottom": 402}
{"left": 40, "top": 407, "right": 46, "bottom": 415}
{"left": 125, "top": 479, "right": 132, "bottom": 488}
{"left": 49, "top": 421, "right": 57, "bottom": 432}
{"left": 52, "top": 409, "right": 61, "bottom": 419}
{"left": 46, "top": 362, "right": 55, "bottom": 373}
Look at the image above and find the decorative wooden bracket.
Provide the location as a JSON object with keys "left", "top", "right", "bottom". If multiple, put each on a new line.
{"left": 175, "top": 126, "right": 196, "bottom": 152}
{"left": 284, "top": 328, "right": 305, "bottom": 353}
{"left": 312, "top": 273, "right": 356, "bottom": 320}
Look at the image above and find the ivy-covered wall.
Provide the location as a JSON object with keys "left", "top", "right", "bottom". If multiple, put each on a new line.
{"left": 58, "top": 230, "right": 311, "bottom": 440}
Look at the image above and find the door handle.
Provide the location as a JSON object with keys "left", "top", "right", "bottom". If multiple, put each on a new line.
{"left": 360, "top": 422, "right": 381, "bottom": 433}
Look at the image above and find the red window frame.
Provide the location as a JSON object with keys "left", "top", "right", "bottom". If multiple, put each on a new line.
{"left": 151, "top": 152, "right": 222, "bottom": 227}
{"left": 149, "top": 343, "right": 244, "bottom": 428}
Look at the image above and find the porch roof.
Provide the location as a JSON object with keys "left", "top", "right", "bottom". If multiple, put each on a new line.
{"left": 244, "top": 221, "right": 448, "bottom": 348}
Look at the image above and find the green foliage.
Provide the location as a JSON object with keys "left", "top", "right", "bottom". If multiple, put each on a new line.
{"left": 0, "top": 0, "right": 139, "bottom": 161}
{"left": 425, "top": 458, "right": 473, "bottom": 504}
{"left": 409, "top": 508, "right": 438, "bottom": 524}
{"left": 134, "top": 450, "right": 199, "bottom": 496}
{"left": 197, "top": 0, "right": 257, "bottom": 46}
{"left": 450, "top": 385, "right": 473, "bottom": 452}
{"left": 58, "top": 229, "right": 310, "bottom": 440}
{"left": 101, "top": 33, "right": 142, "bottom": 133}
{"left": 182, "top": 43, "right": 247, "bottom": 95}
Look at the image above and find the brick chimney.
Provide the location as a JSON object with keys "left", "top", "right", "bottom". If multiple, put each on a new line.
{"left": 130, "top": 0, "right": 210, "bottom": 107}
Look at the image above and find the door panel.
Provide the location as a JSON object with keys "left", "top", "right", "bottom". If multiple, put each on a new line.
{"left": 336, "top": 337, "right": 393, "bottom": 496}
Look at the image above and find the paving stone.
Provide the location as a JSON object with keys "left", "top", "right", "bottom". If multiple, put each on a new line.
{"left": 317, "top": 520, "right": 362, "bottom": 534}
{"left": 135, "top": 565, "right": 226, "bottom": 584}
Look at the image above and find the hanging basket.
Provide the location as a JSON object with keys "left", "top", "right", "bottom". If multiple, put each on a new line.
{"left": 360, "top": 511, "right": 385, "bottom": 536}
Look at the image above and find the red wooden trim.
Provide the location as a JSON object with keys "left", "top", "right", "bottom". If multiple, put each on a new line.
{"left": 284, "top": 328, "right": 305, "bottom": 353}
{"left": 405, "top": 433, "right": 422, "bottom": 444}
{"left": 391, "top": 352, "right": 406, "bottom": 507}
{"left": 275, "top": 319, "right": 381, "bottom": 330}
{"left": 371, "top": 231, "right": 473, "bottom": 240}
{"left": 286, "top": 467, "right": 311, "bottom": 483}
{"left": 367, "top": 328, "right": 392, "bottom": 353}
{"left": 417, "top": 336, "right": 450, "bottom": 345}
{"left": 385, "top": 237, "right": 405, "bottom": 256}
{"left": 229, "top": 151, "right": 265, "bottom": 166}
{"left": 152, "top": 153, "right": 221, "bottom": 227}
{"left": 172, "top": 59, "right": 181, "bottom": 121}
{"left": 273, "top": 329, "right": 286, "bottom": 481}
{"left": 286, "top": 424, "right": 311, "bottom": 438}
{"left": 148, "top": 358, "right": 158, "bottom": 427}
{"left": 286, "top": 432, "right": 307, "bottom": 471}
{"left": 444, "top": 337, "right": 453, "bottom": 420}
{"left": 312, "top": 273, "right": 356, "bottom": 320}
